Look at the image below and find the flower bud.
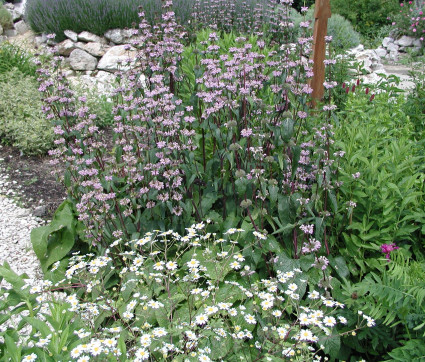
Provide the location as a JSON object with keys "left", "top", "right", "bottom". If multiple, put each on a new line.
{"left": 240, "top": 199, "right": 252, "bottom": 208}
{"left": 235, "top": 169, "right": 246, "bottom": 178}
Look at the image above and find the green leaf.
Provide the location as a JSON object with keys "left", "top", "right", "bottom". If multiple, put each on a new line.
{"left": 30, "top": 201, "right": 77, "bottom": 273}
{"left": 329, "top": 256, "right": 350, "bottom": 278}
{"left": 320, "top": 334, "right": 341, "bottom": 357}
{"left": 22, "top": 316, "right": 51, "bottom": 337}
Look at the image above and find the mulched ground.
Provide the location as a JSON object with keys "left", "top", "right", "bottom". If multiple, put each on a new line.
{"left": 0, "top": 145, "right": 66, "bottom": 219}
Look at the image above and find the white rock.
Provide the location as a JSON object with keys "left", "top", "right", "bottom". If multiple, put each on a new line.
{"left": 104, "top": 29, "right": 124, "bottom": 44}
{"left": 351, "top": 44, "right": 364, "bottom": 53}
{"left": 57, "top": 39, "right": 76, "bottom": 56}
{"left": 413, "top": 38, "right": 423, "bottom": 47}
{"left": 64, "top": 30, "right": 78, "bottom": 43}
{"left": 375, "top": 47, "right": 387, "bottom": 58}
{"left": 395, "top": 35, "right": 415, "bottom": 47}
{"left": 69, "top": 49, "right": 98, "bottom": 71}
{"left": 4, "top": 29, "right": 17, "bottom": 37}
{"left": 97, "top": 45, "right": 137, "bottom": 71}
{"left": 78, "top": 31, "right": 106, "bottom": 44}
{"left": 386, "top": 42, "right": 399, "bottom": 52}
{"left": 0, "top": 24, "right": 3, "bottom": 36}
{"left": 82, "top": 42, "right": 109, "bottom": 57}
{"left": 14, "top": 20, "right": 29, "bottom": 35}
{"left": 382, "top": 37, "right": 394, "bottom": 48}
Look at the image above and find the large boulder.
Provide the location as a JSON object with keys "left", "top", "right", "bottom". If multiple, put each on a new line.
{"left": 395, "top": 35, "right": 415, "bottom": 47}
{"left": 14, "top": 20, "right": 29, "bottom": 35}
{"left": 97, "top": 45, "right": 137, "bottom": 71}
{"left": 69, "top": 49, "right": 98, "bottom": 71}
{"left": 78, "top": 31, "right": 106, "bottom": 44}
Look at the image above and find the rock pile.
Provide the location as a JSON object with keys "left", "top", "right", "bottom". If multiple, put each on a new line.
{"left": 376, "top": 35, "right": 423, "bottom": 61}
{"left": 0, "top": 1, "right": 28, "bottom": 42}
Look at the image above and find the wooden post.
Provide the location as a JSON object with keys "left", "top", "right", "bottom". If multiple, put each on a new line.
{"left": 310, "top": 0, "right": 331, "bottom": 104}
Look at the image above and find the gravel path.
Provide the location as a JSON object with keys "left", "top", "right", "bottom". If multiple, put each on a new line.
{"left": 0, "top": 156, "right": 43, "bottom": 285}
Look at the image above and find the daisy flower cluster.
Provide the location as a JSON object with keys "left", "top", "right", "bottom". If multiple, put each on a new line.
{"left": 14, "top": 223, "right": 375, "bottom": 361}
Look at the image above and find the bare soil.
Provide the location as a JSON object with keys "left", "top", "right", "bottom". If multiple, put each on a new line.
{"left": 0, "top": 145, "right": 66, "bottom": 219}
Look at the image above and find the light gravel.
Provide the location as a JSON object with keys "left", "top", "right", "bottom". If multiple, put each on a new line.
{"left": 0, "top": 156, "right": 44, "bottom": 286}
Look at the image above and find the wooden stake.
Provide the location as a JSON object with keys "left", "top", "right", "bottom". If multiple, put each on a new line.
{"left": 310, "top": 0, "right": 331, "bottom": 104}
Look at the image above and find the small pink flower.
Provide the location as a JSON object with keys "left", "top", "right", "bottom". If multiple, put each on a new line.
{"left": 381, "top": 243, "right": 400, "bottom": 261}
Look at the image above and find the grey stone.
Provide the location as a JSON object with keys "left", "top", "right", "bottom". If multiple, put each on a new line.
{"left": 395, "top": 35, "right": 415, "bottom": 47}
{"left": 382, "top": 37, "right": 394, "bottom": 48}
{"left": 82, "top": 42, "right": 109, "bottom": 57}
{"left": 0, "top": 24, "right": 3, "bottom": 36}
{"left": 351, "top": 44, "right": 364, "bottom": 53}
{"left": 57, "top": 39, "right": 76, "bottom": 56}
{"left": 413, "top": 38, "right": 423, "bottom": 48}
{"left": 78, "top": 31, "right": 106, "bottom": 44}
{"left": 375, "top": 47, "right": 387, "bottom": 58}
{"left": 64, "top": 30, "right": 78, "bottom": 42}
{"left": 33, "top": 206, "right": 46, "bottom": 217}
{"left": 97, "top": 45, "right": 137, "bottom": 71}
{"left": 14, "top": 20, "right": 29, "bottom": 35}
{"left": 69, "top": 49, "right": 98, "bottom": 71}
{"left": 371, "top": 62, "right": 384, "bottom": 71}
{"left": 104, "top": 29, "right": 124, "bottom": 44}
{"left": 4, "top": 29, "right": 17, "bottom": 37}
{"left": 0, "top": 36, "right": 6, "bottom": 44}
{"left": 34, "top": 34, "right": 47, "bottom": 47}
{"left": 386, "top": 42, "right": 399, "bottom": 52}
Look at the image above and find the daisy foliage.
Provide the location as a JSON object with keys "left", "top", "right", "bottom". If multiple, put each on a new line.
{"left": 0, "top": 225, "right": 374, "bottom": 361}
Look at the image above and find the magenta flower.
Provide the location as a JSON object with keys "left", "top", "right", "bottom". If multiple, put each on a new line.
{"left": 380, "top": 243, "right": 400, "bottom": 261}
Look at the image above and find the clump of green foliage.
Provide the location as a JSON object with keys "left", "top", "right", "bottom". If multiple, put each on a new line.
{"left": 0, "top": 42, "right": 38, "bottom": 77}
{"left": 0, "top": 68, "right": 55, "bottom": 155}
{"left": 0, "top": 4, "right": 12, "bottom": 29}
{"left": 329, "top": 78, "right": 425, "bottom": 360}
{"left": 331, "top": 0, "right": 400, "bottom": 37}
{"left": 293, "top": 8, "right": 360, "bottom": 51}
{"left": 327, "top": 13, "right": 361, "bottom": 50}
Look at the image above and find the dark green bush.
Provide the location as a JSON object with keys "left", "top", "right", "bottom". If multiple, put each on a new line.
{"left": 0, "top": 69, "right": 55, "bottom": 155}
{"left": 330, "top": 0, "right": 400, "bottom": 36}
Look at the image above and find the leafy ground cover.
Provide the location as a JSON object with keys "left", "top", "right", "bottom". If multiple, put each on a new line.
{"left": 0, "top": 0, "right": 425, "bottom": 361}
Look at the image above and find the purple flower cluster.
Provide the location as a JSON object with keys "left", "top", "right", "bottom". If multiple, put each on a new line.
{"left": 36, "top": 0, "right": 340, "bottom": 256}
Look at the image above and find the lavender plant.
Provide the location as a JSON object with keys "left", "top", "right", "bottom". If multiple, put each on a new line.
{"left": 35, "top": 1, "right": 341, "bottom": 263}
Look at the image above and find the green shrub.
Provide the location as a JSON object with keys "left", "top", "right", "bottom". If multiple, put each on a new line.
{"left": 327, "top": 13, "right": 361, "bottom": 50}
{"left": 333, "top": 86, "right": 425, "bottom": 278}
{"left": 0, "top": 42, "right": 38, "bottom": 77}
{"left": 330, "top": 0, "right": 400, "bottom": 36}
{"left": 293, "top": 8, "right": 360, "bottom": 50}
{"left": 0, "top": 4, "right": 12, "bottom": 29}
{"left": 403, "top": 69, "right": 425, "bottom": 137}
{"left": 0, "top": 69, "right": 54, "bottom": 155}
